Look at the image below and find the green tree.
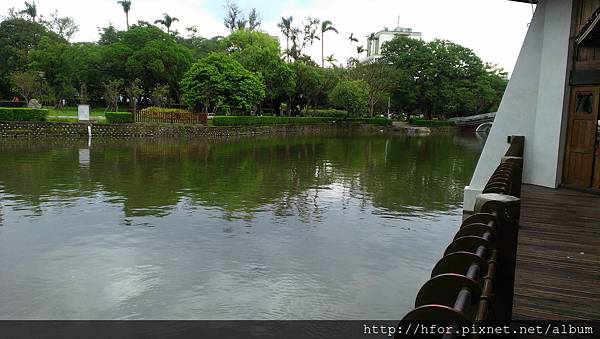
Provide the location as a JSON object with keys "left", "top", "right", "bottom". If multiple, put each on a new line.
{"left": 125, "top": 78, "right": 144, "bottom": 115}
{"left": 247, "top": 8, "right": 261, "bottom": 31}
{"left": 117, "top": 0, "right": 132, "bottom": 30}
{"left": 320, "top": 20, "right": 338, "bottom": 68}
{"left": 151, "top": 84, "right": 170, "bottom": 107}
{"left": 382, "top": 36, "right": 503, "bottom": 119}
{"left": 101, "top": 26, "right": 193, "bottom": 99}
{"left": 19, "top": 1, "right": 38, "bottom": 22}
{"left": 0, "top": 18, "right": 61, "bottom": 98}
{"left": 277, "top": 16, "right": 293, "bottom": 62}
{"left": 42, "top": 10, "right": 79, "bottom": 41}
{"left": 154, "top": 13, "right": 179, "bottom": 34}
{"left": 221, "top": 30, "right": 295, "bottom": 114}
{"left": 104, "top": 79, "right": 123, "bottom": 112}
{"left": 180, "top": 52, "right": 265, "bottom": 114}
{"left": 28, "top": 36, "right": 76, "bottom": 105}
{"left": 353, "top": 60, "right": 398, "bottom": 117}
{"left": 329, "top": 79, "right": 368, "bottom": 117}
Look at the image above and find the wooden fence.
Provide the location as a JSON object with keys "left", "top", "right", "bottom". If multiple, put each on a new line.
{"left": 134, "top": 108, "right": 207, "bottom": 125}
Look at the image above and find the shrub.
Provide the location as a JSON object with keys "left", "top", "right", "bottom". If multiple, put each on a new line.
{"left": 105, "top": 112, "right": 134, "bottom": 124}
{"left": 409, "top": 118, "right": 455, "bottom": 126}
{"left": 211, "top": 116, "right": 392, "bottom": 126}
{"left": 0, "top": 100, "right": 27, "bottom": 108}
{"left": 212, "top": 116, "right": 337, "bottom": 126}
{"left": 344, "top": 117, "right": 393, "bottom": 126}
{"left": 305, "top": 109, "right": 349, "bottom": 118}
{"left": 0, "top": 108, "right": 48, "bottom": 121}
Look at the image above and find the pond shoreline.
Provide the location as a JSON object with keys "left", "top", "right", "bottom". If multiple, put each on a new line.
{"left": 0, "top": 121, "right": 457, "bottom": 139}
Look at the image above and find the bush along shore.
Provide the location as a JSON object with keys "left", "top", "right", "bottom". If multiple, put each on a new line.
{"left": 0, "top": 107, "right": 393, "bottom": 125}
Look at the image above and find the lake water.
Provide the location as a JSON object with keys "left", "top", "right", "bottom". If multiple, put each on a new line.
{"left": 0, "top": 134, "right": 482, "bottom": 320}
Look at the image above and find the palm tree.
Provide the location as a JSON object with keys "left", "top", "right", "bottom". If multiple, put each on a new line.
{"left": 277, "top": 16, "right": 293, "bottom": 62}
{"left": 349, "top": 33, "right": 359, "bottom": 44}
{"left": 155, "top": 13, "right": 179, "bottom": 34}
{"left": 357, "top": 45, "right": 365, "bottom": 60}
{"left": 117, "top": 0, "right": 132, "bottom": 30}
{"left": 20, "top": 1, "right": 37, "bottom": 22}
{"left": 320, "top": 20, "right": 338, "bottom": 68}
{"left": 325, "top": 54, "right": 337, "bottom": 68}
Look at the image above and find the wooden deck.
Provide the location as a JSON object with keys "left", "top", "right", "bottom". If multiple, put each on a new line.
{"left": 512, "top": 184, "right": 600, "bottom": 320}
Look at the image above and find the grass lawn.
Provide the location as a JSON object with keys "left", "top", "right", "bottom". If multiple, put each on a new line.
{"left": 45, "top": 106, "right": 108, "bottom": 118}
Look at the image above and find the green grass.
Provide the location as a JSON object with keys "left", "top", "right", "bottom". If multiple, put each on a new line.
{"left": 45, "top": 106, "right": 108, "bottom": 118}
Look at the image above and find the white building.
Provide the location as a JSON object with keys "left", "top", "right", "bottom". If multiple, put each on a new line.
{"left": 362, "top": 26, "right": 422, "bottom": 62}
{"left": 464, "top": 0, "right": 600, "bottom": 212}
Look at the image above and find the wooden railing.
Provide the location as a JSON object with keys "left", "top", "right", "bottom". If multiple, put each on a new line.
{"left": 398, "top": 135, "right": 525, "bottom": 336}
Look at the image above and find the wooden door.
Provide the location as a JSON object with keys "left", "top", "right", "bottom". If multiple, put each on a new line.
{"left": 564, "top": 86, "right": 600, "bottom": 187}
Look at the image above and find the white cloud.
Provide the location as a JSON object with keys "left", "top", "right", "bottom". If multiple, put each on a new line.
{"left": 1, "top": 0, "right": 534, "bottom": 72}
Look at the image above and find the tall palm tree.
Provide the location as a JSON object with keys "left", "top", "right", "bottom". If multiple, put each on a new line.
{"left": 155, "top": 13, "right": 179, "bottom": 34}
{"left": 117, "top": 0, "right": 132, "bottom": 30}
{"left": 320, "top": 20, "right": 338, "bottom": 68}
{"left": 20, "top": 1, "right": 37, "bottom": 22}
{"left": 277, "top": 16, "right": 293, "bottom": 62}
{"left": 348, "top": 33, "right": 358, "bottom": 44}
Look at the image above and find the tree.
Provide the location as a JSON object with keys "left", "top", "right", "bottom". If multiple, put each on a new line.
{"left": 329, "top": 79, "right": 369, "bottom": 117}
{"left": 101, "top": 26, "right": 193, "bottom": 99}
{"left": 117, "top": 0, "right": 132, "bottom": 30}
{"left": 180, "top": 52, "right": 265, "bottom": 114}
{"left": 19, "top": 1, "right": 37, "bottom": 22}
{"left": 285, "top": 17, "right": 320, "bottom": 62}
{"left": 356, "top": 45, "right": 365, "bottom": 60}
{"left": 325, "top": 54, "right": 337, "bottom": 68}
{"left": 11, "top": 71, "right": 40, "bottom": 104}
{"left": 247, "top": 8, "right": 261, "bottom": 31}
{"left": 353, "top": 60, "right": 397, "bottom": 116}
{"left": 381, "top": 36, "right": 506, "bottom": 119}
{"left": 28, "top": 36, "right": 75, "bottom": 105}
{"left": 151, "top": 84, "right": 170, "bottom": 107}
{"left": 320, "top": 20, "right": 338, "bottom": 68}
{"left": 42, "top": 10, "right": 79, "bottom": 41}
{"left": 277, "top": 16, "right": 293, "bottom": 62}
{"left": 104, "top": 79, "right": 123, "bottom": 112}
{"left": 154, "top": 13, "right": 179, "bottom": 34}
{"left": 348, "top": 33, "right": 358, "bottom": 43}
{"left": 223, "top": 0, "right": 242, "bottom": 32}
{"left": 221, "top": 30, "right": 294, "bottom": 114}
{"left": 0, "top": 18, "right": 61, "bottom": 98}
{"left": 125, "top": 78, "right": 144, "bottom": 115}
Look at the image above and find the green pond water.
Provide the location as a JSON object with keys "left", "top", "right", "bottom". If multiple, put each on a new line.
{"left": 0, "top": 134, "right": 482, "bottom": 319}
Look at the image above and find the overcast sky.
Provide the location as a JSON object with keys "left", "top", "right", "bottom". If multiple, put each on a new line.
{"left": 2, "top": 0, "right": 535, "bottom": 72}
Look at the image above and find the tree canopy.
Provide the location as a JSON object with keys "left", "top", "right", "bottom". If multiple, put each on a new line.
{"left": 180, "top": 52, "right": 266, "bottom": 113}
{"left": 0, "top": 4, "right": 507, "bottom": 118}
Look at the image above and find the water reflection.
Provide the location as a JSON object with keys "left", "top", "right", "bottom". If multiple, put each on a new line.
{"left": 0, "top": 135, "right": 482, "bottom": 319}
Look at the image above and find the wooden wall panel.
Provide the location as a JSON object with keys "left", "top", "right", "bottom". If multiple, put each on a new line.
{"left": 575, "top": 0, "right": 600, "bottom": 66}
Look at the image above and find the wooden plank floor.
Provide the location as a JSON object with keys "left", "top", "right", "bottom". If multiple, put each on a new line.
{"left": 512, "top": 184, "right": 600, "bottom": 320}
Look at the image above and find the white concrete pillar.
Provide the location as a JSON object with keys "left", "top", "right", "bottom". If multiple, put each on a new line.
{"left": 464, "top": 0, "right": 573, "bottom": 212}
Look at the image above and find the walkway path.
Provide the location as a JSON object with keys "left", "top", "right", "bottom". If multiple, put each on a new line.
{"left": 513, "top": 185, "right": 600, "bottom": 320}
